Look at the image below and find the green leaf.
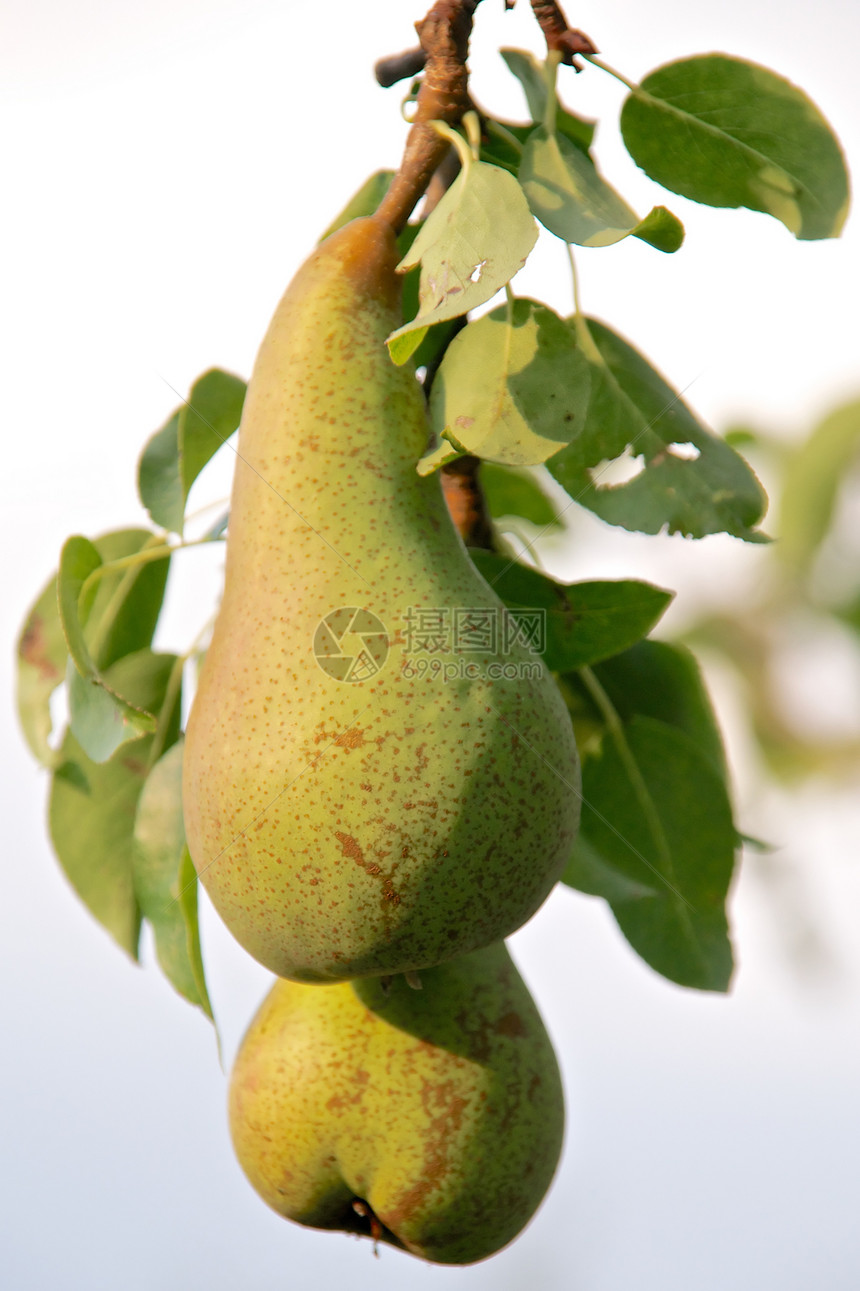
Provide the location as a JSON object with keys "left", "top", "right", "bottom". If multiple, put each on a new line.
{"left": 319, "top": 170, "right": 396, "bottom": 240}
{"left": 620, "top": 54, "right": 850, "bottom": 240}
{"left": 15, "top": 528, "right": 170, "bottom": 767}
{"left": 16, "top": 572, "right": 68, "bottom": 766}
{"left": 587, "top": 639, "right": 729, "bottom": 781}
{"left": 48, "top": 649, "right": 182, "bottom": 958}
{"left": 777, "top": 397, "right": 860, "bottom": 573}
{"left": 421, "top": 299, "right": 591, "bottom": 472}
{"left": 138, "top": 369, "right": 246, "bottom": 534}
{"left": 470, "top": 551, "right": 673, "bottom": 670}
{"left": 500, "top": 47, "right": 596, "bottom": 150}
{"left": 520, "top": 126, "right": 684, "bottom": 251}
{"left": 563, "top": 715, "right": 736, "bottom": 991}
{"left": 138, "top": 413, "right": 183, "bottom": 533}
{"left": 58, "top": 536, "right": 160, "bottom": 763}
{"left": 87, "top": 529, "right": 171, "bottom": 670}
{"left": 479, "top": 463, "right": 562, "bottom": 529}
{"left": 57, "top": 535, "right": 102, "bottom": 670}
{"left": 179, "top": 369, "right": 246, "bottom": 510}
{"left": 548, "top": 317, "right": 768, "bottom": 539}
{"left": 133, "top": 740, "right": 213, "bottom": 1018}
{"left": 479, "top": 119, "right": 530, "bottom": 175}
{"left": 387, "top": 161, "right": 538, "bottom": 363}
{"left": 399, "top": 229, "right": 462, "bottom": 375}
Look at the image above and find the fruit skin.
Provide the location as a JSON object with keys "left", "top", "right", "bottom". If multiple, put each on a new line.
{"left": 228, "top": 941, "right": 565, "bottom": 1265}
{"left": 183, "top": 214, "right": 580, "bottom": 982}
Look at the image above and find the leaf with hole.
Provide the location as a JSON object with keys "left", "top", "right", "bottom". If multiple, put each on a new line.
{"left": 548, "top": 317, "right": 768, "bottom": 539}
{"left": 387, "top": 162, "right": 537, "bottom": 365}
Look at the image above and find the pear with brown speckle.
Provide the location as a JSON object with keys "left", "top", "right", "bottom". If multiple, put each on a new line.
{"left": 228, "top": 941, "right": 565, "bottom": 1265}
{"left": 183, "top": 214, "right": 580, "bottom": 982}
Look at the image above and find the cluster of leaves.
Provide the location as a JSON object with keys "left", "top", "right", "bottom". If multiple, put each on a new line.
{"left": 390, "top": 47, "right": 846, "bottom": 543}
{"left": 16, "top": 370, "right": 246, "bottom": 1020}
{"left": 14, "top": 41, "right": 850, "bottom": 1008}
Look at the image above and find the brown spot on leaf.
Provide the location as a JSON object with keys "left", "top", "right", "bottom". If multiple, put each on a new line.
{"left": 19, "top": 615, "right": 62, "bottom": 682}
{"left": 495, "top": 1011, "right": 525, "bottom": 1039}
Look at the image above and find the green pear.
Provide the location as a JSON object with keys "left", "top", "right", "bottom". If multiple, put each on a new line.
{"left": 183, "top": 214, "right": 580, "bottom": 982}
{"left": 228, "top": 941, "right": 565, "bottom": 1265}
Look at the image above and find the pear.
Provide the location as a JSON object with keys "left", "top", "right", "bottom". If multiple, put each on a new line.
{"left": 228, "top": 941, "right": 565, "bottom": 1265}
{"left": 183, "top": 214, "right": 580, "bottom": 982}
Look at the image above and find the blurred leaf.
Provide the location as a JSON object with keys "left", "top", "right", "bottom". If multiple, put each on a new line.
{"left": 500, "top": 47, "right": 596, "bottom": 150}
{"left": 479, "top": 463, "right": 562, "bottom": 528}
{"left": 620, "top": 55, "right": 850, "bottom": 240}
{"left": 470, "top": 551, "right": 673, "bottom": 670}
{"left": 138, "top": 369, "right": 246, "bottom": 534}
{"left": 562, "top": 715, "right": 736, "bottom": 991}
{"left": 48, "top": 650, "right": 181, "bottom": 958}
{"left": 388, "top": 161, "right": 538, "bottom": 363}
{"left": 778, "top": 397, "right": 860, "bottom": 572}
{"left": 421, "top": 299, "right": 591, "bottom": 471}
{"left": 133, "top": 740, "right": 213, "bottom": 1018}
{"left": 548, "top": 317, "right": 768, "bottom": 539}
{"left": 319, "top": 170, "right": 395, "bottom": 240}
{"left": 520, "top": 127, "right": 683, "bottom": 251}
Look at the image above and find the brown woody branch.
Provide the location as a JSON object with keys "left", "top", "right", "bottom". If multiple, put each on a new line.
{"left": 529, "top": 0, "right": 597, "bottom": 68}
{"left": 375, "top": 0, "right": 480, "bottom": 235}
{"left": 374, "top": 47, "right": 427, "bottom": 88}
{"left": 440, "top": 457, "right": 495, "bottom": 550}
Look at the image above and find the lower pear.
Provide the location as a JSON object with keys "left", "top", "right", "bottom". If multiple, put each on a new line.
{"left": 228, "top": 941, "right": 564, "bottom": 1265}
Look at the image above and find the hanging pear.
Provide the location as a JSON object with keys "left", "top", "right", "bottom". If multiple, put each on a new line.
{"left": 183, "top": 214, "right": 580, "bottom": 982}
{"left": 229, "top": 941, "right": 565, "bottom": 1265}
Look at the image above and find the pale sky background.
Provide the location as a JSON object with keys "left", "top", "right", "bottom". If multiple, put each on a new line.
{"left": 2, "top": 2, "right": 860, "bottom": 1288}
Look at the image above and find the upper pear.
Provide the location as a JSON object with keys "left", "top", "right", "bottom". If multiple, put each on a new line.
{"left": 183, "top": 215, "right": 580, "bottom": 981}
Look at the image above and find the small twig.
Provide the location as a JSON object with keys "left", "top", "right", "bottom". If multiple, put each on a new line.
{"left": 529, "top": 0, "right": 597, "bottom": 69}
{"left": 376, "top": 0, "right": 481, "bottom": 235}
{"left": 374, "top": 46, "right": 427, "bottom": 88}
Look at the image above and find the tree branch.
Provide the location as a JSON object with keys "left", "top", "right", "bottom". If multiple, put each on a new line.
{"left": 529, "top": 0, "right": 597, "bottom": 68}
{"left": 374, "top": 47, "right": 427, "bottom": 88}
{"left": 375, "top": 0, "right": 481, "bottom": 235}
